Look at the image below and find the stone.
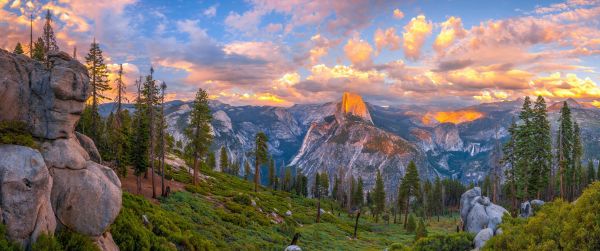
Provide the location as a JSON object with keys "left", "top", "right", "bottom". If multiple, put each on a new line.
{"left": 466, "top": 203, "right": 489, "bottom": 234}
{"left": 40, "top": 137, "right": 90, "bottom": 170}
{"left": 93, "top": 232, "right": 119, "bottom": 251}
{"left": 0, "top": 50, "right": 90, "bottom": 140}
{"left": 460, "top": 187, "right": 481, "bottom": 224}
{"left": 485, "top": 204, "right": 508, "bottom": 230}
{"left": 251, "top": 199, "right": 257, "bottom": 207}
{"left": 520, "top": 199, "right": 545, "bottom": 218}
{"left": 284, "top": 245, "right": 302, "bottom": 251}
{"left": 51, "top": 161, "right": 122, "bottom": 236}
{"left": 0, "top": 145, "right": 56, "bottom": 246}
{"left": 286, "top": 210, "right": 292, "bottom": 216}
{"left": 474, "top": 228, "right": 494, "bottom": 249}
{"left": 76, "top": 132, "right": 102, "bottom": 163}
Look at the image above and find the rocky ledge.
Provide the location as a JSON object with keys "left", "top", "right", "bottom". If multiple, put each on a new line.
{"left": 0, "top": 49, "right": 121, "bottom": 250}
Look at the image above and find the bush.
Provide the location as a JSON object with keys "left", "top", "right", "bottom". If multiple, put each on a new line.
{"left": 0, "top": 224, "right": 21, "bottom": 251}
{"left": 415, "top": 218, "right": 428, "bottom": 241}
{"left": 0, "top": 121, "right": 37, "bottom": 148}
{"left": 412, "top": 232, "right": 474, "bottom": 251}
{"left": 232, "top": 193, "right": 252, "bottom": 206}
{"left": 485, "top": 182, "right": 600, "bottom": 250}
{"left": 388, "top": 243, "right": 410, "bottom": 251}
{"left": 406, "top": 214, "right": 416, "bottom": 233}
{"left": 31, "top": 233, "right": 62, "bottom": 251}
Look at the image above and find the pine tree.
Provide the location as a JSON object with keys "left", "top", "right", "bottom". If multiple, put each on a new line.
{"left": 433, "top": 177, "right": 443, "bottom": 221}
{"left": 130, "top": 78, "right": 149, "bottom": 194}
{"left": 184, "top": 88, "right": 213, "bottom": 185}
{"left": 557, "top": 101, "right": 573, "bottom": 200}
{"left": 503, "top": 118, "right": 519, "bottom": 210}
{"left": 424, "top": 180, "right": 434, "bottom": 219}
{"left": 32, "top": 37, "right": 45, "bottom": 61}
{"left": 415, "top": 218, "right": 428, "bottom": 241}
{"left": 373, "top": 170, "right": 386, "bottom": 222}
{"left": 219, "top": 146, "right": 229, "bottom": 173}
{"left": 516, "top": 96, "right": 534, "bottom": 200}
{"left": 529, "top": 96, "right": 552, "bottom": 199}
{"left": 244, "top": 161, "right": 251, "bottom": 181}
{"left": 333, "top": 175, "right": 340, "bottom": 202}
{"left": 143, "top": 68, "right": 160, "bottom": 198}
{"left": 353, "top": 177, "right": 364, "bottom": 207}
{"left": 320, "top": 172, "right": 329, "bottom": 197}
{"left": 207, "top": 152, "right": 216, "bottom": 170}
{"left": 406, "top": 214, "right": 416, "bottom": 233}
{"left": 253, "top": 132, "right": 269, "bottom": 192}
{"left": 588, "top": 160, "right": 596, "bottom": 184}
{"left": 268, "top": 158, "right": 275, "bottom": 188}
{"left": 284, "top": 167, "right": 292, "bottom": 192}
{"left": 400, "top": 161, "right": 420, "bottom": 227}
{"left": 13, "top": 42, "right": 24, "bottom": 54}
{"left": 315, "top": 173, "right": 322, "bottom": 223}
{"left": 159, "top": 81, "right": 167, "bottom": 196}
{"left": 85, "top": 40, "right": 111, "bottom": 145}
{"left": 113, "top": 64, "right": 129, "bottom": 177}
{"left": 42, "top": 10, "right": 59, "bottom": 53}
{"left": 572, "top": 121, "right": 583, "bottom": 198}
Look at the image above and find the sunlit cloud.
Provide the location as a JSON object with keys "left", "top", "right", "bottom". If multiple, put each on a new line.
{"left": 402, "top": 15, "right": 432, "bottom": 61}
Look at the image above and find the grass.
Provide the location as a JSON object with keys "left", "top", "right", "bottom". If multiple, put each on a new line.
{"left": 112, "top": 168, "right": 460, "bottom": 251}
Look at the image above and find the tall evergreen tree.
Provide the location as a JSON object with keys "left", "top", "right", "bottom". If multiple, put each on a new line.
{"left": 572, "top": 121, "right": 583, "bottom": 197}
{"left": 320, "top": 172, "right": 330, "bottom": 197}
{"left": 515, "top": 96, "right": 534, "bottom": 200}
{"left": 13, "top": 42, "right": 24, "bottom": 54}
{"left": 400, "top": 161, "right": 420, "bottom": 226}
{"left": 219, "top": 146, "right": 229, "bottom": 173}
{"left": 284, "top": 167, "right": 292, "bottom": 192}
{"left": 184, "top": 89, "right": 213, "bottom": 185}
{"left": 206, "top": 152, "right": 216, "bottom": 170}
{"left": 353, "top": 177, "right": 364, "bottom": 207}
{"left": 587, "top": 160, "right": 596, "bottom": 184}
{"left": 433, "top": 177, "right": 443, "bottom": 221}
{"left": 85, "top": 39, "right": 111, "bottom": 145}
{"left": 143, "top": 68, "right": 160, "bottom": 198}
{"left": 159, "top": 81, "right": 167, "bottom": 196}
{"left": 502, "top": 118, "right": 519, "bottom": 209}
{"left": 32, "top": 37, "right": 45, "bottom": 61}
{"left": 529, "top": 96, "right": 552, "bottom": 199}
{"left": 130, "top": 78, "right": 149, "bottom": 194}
{"left": 268, "top": 158, "right": 275, "bottom": 188}
{"left": 253, "top": 132, "right": 269, "bottom": 192}
{"left": 244, "top": 161, "right": 251, "bottom": 181}
{"left": 373, "top": 170, "right": 386, "bottom": 222}
{"left": 557, "top": 101, "right": 573, "bottom": 200}
{"left": 42, "top": 10, "right": 59, "bottom": 53}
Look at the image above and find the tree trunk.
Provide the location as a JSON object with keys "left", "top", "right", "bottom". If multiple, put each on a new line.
{"left": 404, "top": 195, "right": 410, "bottom": 227}
{"left": 316, "top": 197, "right": 321, "bottom": 223}
{"left": 136, "top": 175, "right": 141, "bottom": 194}
{"left": 254, "top": 157, "right": 260, "bottom": 193}
{"left": 353, "top": 210, "right": 360, "bottom": 239}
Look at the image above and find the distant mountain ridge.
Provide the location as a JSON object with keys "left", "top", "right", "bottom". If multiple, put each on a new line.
{"left": 99, "top": 94, "right": 600, "bottom": 195}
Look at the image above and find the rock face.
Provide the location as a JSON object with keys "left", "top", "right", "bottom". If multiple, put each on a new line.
{"left": 337, "top": 92, "right": 373, "bottom": 124}
{"left": 520, "top": 199, "right": 545, "bottom": 218}
{"left": 291, "top": 93, "right": 430, "bottom": 199}
{"left": 0, "top": 49, "right": 121, "bottom": 250}
{"left": 0, "top": 145, "right": 56, "bottom": 247}
{"left": 460, "top": 187, "right": 509, "bottom": 249}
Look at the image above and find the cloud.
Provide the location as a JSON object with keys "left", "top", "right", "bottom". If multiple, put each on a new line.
{"left": 374, "top": 27, "right": 401, "bottom": 53}
{"left": 343, "top": 36, "right": 373, "bottom": 66}
{"left": 203, "top": 5, "right": 217, "bottom": 18}
{"left": 393, "top": 8, "right": 404, "bottom": 19}
{"left": 402, "top": 15, "right": 432, "bottom": 61}
{"left": 433, "top": 16, "right": 466, "bottom": 54}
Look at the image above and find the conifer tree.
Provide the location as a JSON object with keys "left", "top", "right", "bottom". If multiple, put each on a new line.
{"left": 587, "top": 160, "right": 596, "bottom": 185}
{"left": 433, "top": 177, "right": 443, "bottom": 221}
{"left": 207, "top": 152, "right": 216, "bottom": 170}
{"left": 42, "top": 10, "right": 59, "bottom": 53}
{"left": 185, "top": 88, "right": 213, "bottom": 185}
{"left": 32, "top": 37, "right": 45, "bottom": 61}
{"left": 159, "top": 81, "right": 167, "bottom": 196}
{"left": 529, "top": 96, "right": 552, "bottom": 199}
{"left": 85, "top": 39, "right": 111, "bottom": 145}
{"left": 284, "top": 167, "right": 292, "bottom": 192}
{"left": 503, "top": 118, "right": 519, "bottom": 209}
{"left": 143, "top": 68, "right": 160, "bottom": 198}
{"left": 315, "top": 173, "right": 322, "bottom": 223}
{"left": 557, "top": 101, "right": 573, "bottom": 199}
{"left": 244, "top": 161, "right": 251, "bottom": 181}
{"left": 353, "top": 177, "right": 364, "bottom": 207}
{"left": 415, "top": 218, "right": 428, "bottom": 241}
{"left": 253, "top": 132, "right": 269, "bottom": 192}
{"left": 13, "top": 42, "right": 24, "bottom": 54}
{"left": 219, "top": 146, "right": 228, "bottom": 173}
{"left": 406, "top": 214, "right": 416, "bottom": 233}
{"left": 320, "top": 172, "right": 329, "bottom": 197}
{"left": 373, "top": 170, "right": 386, "bottom": 222}
{"left": 516, "top": 96, "right": 533, "bottom": 200}
{"left": 400, "top": 161, "right": 420, "bottom": 226}
{"left": 333, "top": 175, "right": 340, "bottom": 202}
{"left": 572, "top": 121, "right": 583, "bottom": 198}
{"left": 268, "top": 158, "right": 275, "bottom": 188}
{"left": 130, "top": 78, "right": 149, "bottom": 194}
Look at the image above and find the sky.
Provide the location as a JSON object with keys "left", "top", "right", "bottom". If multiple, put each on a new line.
{"left": 1, "top": 0, "right": 600, "bottom": 108}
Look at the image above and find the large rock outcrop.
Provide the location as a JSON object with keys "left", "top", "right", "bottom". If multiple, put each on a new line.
{"left": 460, "top": 187, "right": 509, "bottom": 249}
{"left": 0, "top": 49, "right": 121, "bottom": 250}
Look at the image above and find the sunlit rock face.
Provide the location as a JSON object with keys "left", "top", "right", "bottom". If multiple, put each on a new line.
{"left": 337, "top": 92, "right": 373, "bottom": 124}
{"left": 422, "top": 110, "right": 483, "bottom": 126}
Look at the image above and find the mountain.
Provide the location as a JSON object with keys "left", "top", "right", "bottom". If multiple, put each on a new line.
{"left": 99, "top": 94, "right": 600, "bottom": 193}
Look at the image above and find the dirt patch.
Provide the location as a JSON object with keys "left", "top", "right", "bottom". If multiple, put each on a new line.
{"left": 120, "top": 168, "right": 186, "bottom": 204}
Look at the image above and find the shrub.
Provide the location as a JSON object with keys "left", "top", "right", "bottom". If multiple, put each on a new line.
{"left": 412, "top": 232, "right": 474, "bottom": 251}
{"left": 56, "top": 230, "right": 99, "bottom": 251}
{"left": 232, "top": 193, "right": 252, "bottom": 206}
{"left": 31, "top": 233, "right": 62, "bottom": 251}
{"left": 388, "top": 243, "right": 410, "bottom": 251}
{"left": 0, "top": 121, "right": 37, "bottom": 148}
{"left": 0, "top": 224, "right": 21, "bottom": 251}
{"left": 415, "top": 218, "right": 428, "bottom": 241}
{"left": 406, "top": 214, "right": 416, "bottom": 232}
{"left": 485, "top": 182, "right": 600, "bottom": 250}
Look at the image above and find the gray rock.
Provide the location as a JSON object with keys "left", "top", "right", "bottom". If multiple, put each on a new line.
{"left": 520, "top": 199, "right": 545, "bottom": 218}
{"left": 466, "top": 203, "right": 489, "bottom": 234}
{"left": 51, "top": 161, "right": 122, "bottom": 236}
{"left": 286, "top": 210, "right": 292, "bottom": 216}
{"left": 485, "top": 204, "right": 508, "bottom": 230}
{"left": 76, "top": 132, "right": 102, "bottom": 163}
{"left": 40, "top": 137, "right": 90, "bottom": 170}
{"left": 0, "top": 145, "right": 56, "bottom": 246}
{"left": 284, "top": 245, "right": 302, "bottom": 251}
{"left": 460, "top": 187, "right": 481, "bottom": 223}
{"left": 93, "top": 232, "right": 119, "bottom": 251}
{"left": 0, "top": 50, "right": 89, "bottom": 140}
{"left": 474, "top": 228, "right": 494, "bottom": 249}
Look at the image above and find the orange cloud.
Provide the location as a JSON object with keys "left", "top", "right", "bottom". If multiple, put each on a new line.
{"left": 393, "top": 8, "right": 404, "bottom": 19}
{"left": 530, "top": 72, "right": 600, "bottom": 99}
{"left": 343, "top": 36, "right": 373, "bottom": 65}
{"left": 374, "top": 27, "right": 401, "bottom": 53}
{"left": 422, "top": 110, "right": 484, "bottom": 125}
{"left": 434, "top": 16, "right": 466, "bottom": 54}
{"left": 402, "top": 15, "right": 432, "bottom": 60}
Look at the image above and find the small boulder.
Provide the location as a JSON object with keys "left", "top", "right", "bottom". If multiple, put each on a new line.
{"left": 75, "top": 132, "right": 102, "bottom": 163}
{"left": 460, "top": 187, "right": 481, "bottom": 221}
{"left": 284, "top": 245, "right": 302, "bottom": 251}
{"left": 285, "top": 210, "right": 292, "bottom": 217}
{"left": 474, "top": 228, "right": 493, "bottom": 249}
{"left": 41, "top": 137, "right": 89, "bottom": 170}
{"left": 251, "top": 199, "right": 257, "bottom": 207}
{"left": 51, "top": 161, "right": 122, "bottom": 236}
{"left": 93, "top": 232, "right": 118, "bottom": 251}
{"left": 466, "top": 203, "right": 489, "bottom": 234}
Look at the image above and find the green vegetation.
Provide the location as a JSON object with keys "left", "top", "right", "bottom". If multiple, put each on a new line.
{"left": 484, "top": 181, "right": 600, "bottom": 251}
{"left": 0, "top": 121, "right": 37, "bottom": 148}
{"left": 111, "top": 168, "right": 460, "bottom": 250}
